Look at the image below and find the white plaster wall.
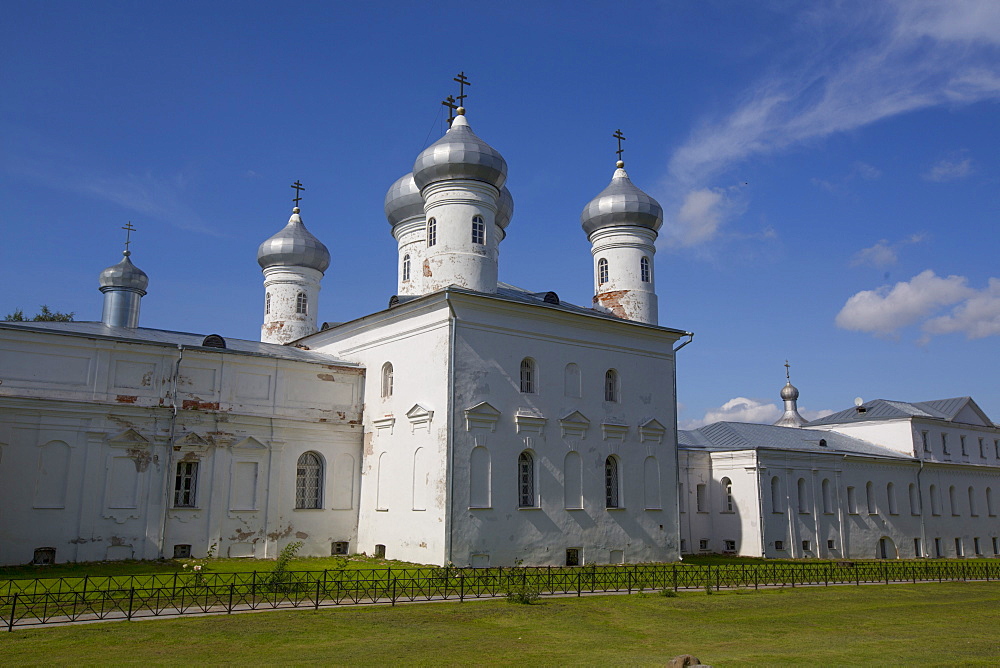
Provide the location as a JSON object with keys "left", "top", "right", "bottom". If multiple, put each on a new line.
{"left": 589, "top": 227, "right": 658, "bottom": 325}
{"left": 261, "top": 266, "right": 322, "bottom": 344}
{"left": 814, "top": 420, "right": 917, "bottom": 457}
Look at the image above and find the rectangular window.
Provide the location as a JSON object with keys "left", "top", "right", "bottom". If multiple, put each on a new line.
{"left": 921, "top": 431, "right": 930, "bottom": 452}
{"left": 680, "top": 539, "right": 687, "bottom": 553}
{"left": 941, "top": 433, "right": 949, "bottom": 455}
{"left": 914, "top": 538, "right": 922, "bottom": 557}
{"left": 802, "top": 540, "right": 810, "bottom": 552}
{"left": 332, "top": 541, "right": 349, "bottom": 555}
{"left": 174, "top": 461, "right": 198, "bottom": 508}
{"left": 828, "top": 539, "right": 836, "bottom": 550}
{"left": 699, "top": 539, "right": 709, "bottom": 551}
{"left": 471, "top": 216, "right": 485, "bottom": 245}
{"left": 960, "top": 435, "right": 967, "bottom": 456}
{"left": 774, "top": 540, "right": 784, "bottom": 551}
{"left": 993, "top": 537, "right": 999, "bottom": 556}
{"left": 955, "top": 537, "right": 964, "bottom": 557}
{"left": 974, "top": 537, "right": 982, "bottom": 555}
{"left": 934, "top": 537, "right": 942, "bottom": 557}
{"left": 696, "top": 484, "right": 706, "bottom": 512}
{"left": 846, "top": 486, "right": 858, "bottom": 514}
{"left": 980, "top": 438, "right": 986, "bottom": 458}
{"left": 427, "top": 218, "right": 437, "bottom": 247}
{"left": 565, "top": 548, "right": 580, "bottom": 566}
{"left": 723, "top": 540, "right": 736, "bottom": 552}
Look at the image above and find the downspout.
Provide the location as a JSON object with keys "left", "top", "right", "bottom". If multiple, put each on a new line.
{"left": 917, "top": 458, "right": 926, "bottom": 557}
{"left": 445, "top": 296, "right": 457, "bottom": 565}
{"left": 671, "top": 332, "right": 694, "bottom": 560}
{"left": 157, "top": 344, "right": 184, "bottom": 558}
{"left": 756, "top": 454, "right": 765, "bottom": 557}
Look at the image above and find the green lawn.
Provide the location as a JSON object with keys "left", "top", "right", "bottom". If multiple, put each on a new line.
{"left": 2, "top": 582, "right": 999, "bottom": 665}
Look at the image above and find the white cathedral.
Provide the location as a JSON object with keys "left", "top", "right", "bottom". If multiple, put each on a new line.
{"left": 1, "top": 100, "right": 998, "bottom": 567}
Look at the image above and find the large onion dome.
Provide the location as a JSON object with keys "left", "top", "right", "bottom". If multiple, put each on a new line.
{"left": 496, "top": 185, "right": 514, "bottom": 229}
{"left": 384, "top": 173, "right": 424, "bottom": 227}
{"left": 580, "top": 162, "right": 663, "bottom": 237}
{"left": 99, "top": 251, "right": 149, "bottom": 292}
{"left": 412, "top": 113, "right": 507, "bottom": 191}
{"left": 257, "top": 207, "right": 330, "bottom": 273}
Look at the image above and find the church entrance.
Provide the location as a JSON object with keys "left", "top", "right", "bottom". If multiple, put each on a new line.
{"left": 878, "top": 536, "right": 898, "bottom": 559}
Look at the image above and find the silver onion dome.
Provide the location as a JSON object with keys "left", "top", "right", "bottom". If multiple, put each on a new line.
{"left": 384, "top": 173, "right": 424, "bottom": 227}
{"left": 780, "top": 381, "right": 800, "bottom": 401}
{"left": 412, "top": 114, "right": 507, "bottom": 191}
{"left": 580, "top": 162, "right": 663, "bottom": 237}
{"left": 257, "top": 207, "right": 331, "bottom": 273}
{"left": 99, "top": 251, "right": 149, "bottom": 292}
{"left": 495, "top": 185, "right": 514, "bottom": 229}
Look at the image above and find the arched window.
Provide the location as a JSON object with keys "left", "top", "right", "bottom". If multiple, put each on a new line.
{"left": 822, "top": 478, "right": 832, "bottom": 514}
{"left": 471, "top": 215, "right": 485, "bottom": 245}
{"left": 640, "top": 256, "right": 651, "bottom": 283}
{"left": 770, "top": 476, "right": 782, "bottom": 513}
{"left": 798, "top": 478, "right": 809, "bottom": 514}
{"left": 605, "top": 456, "right": 620, "bottom": 509}
{"left": 296, "top": 292, "right": 308, "bottom": 315}
{"left": 968, "top": 486, "right": 977, "bottom": 516}
{"left": 597, "top": 258, "right": 609, "bottom": 285}
{"left": 721, "top": 477, "right": 733, "bottom": 512}
{"left": 866, "top": 481, "right": 876, "bottom": 514}
{"left": 427, "top": 217, "right": 437, "bottom": 247}
{"left": 520, "top": 358, "right": 536, "bottom": 394}
{"left": 949, "top": 485, "right": 958, "bottom": 515}
{"left": 518, "top": 451, "right": 535, "bottom": 507}
{"left": 887, "top": 482, "right": 897, "bottom": 514}
{"left": 265, "top": 292, "right": 271, "bottom": 315}
{"left": 295, "top": 452, "right": 323, "bottom": 509}
{"left": 930, "top": 484, "right": 941, "bottom": 515}
{"left": 402, "top": 254, "right": 410, "bottom": 281}
{"left": 604, "top": 369, "right": 619, "bottom": 402}
{"left": 381, "top": 362, "right": 393, "bottom": 398}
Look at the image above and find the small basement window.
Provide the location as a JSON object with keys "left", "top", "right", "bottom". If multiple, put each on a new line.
{"left": 33, "top": 547, "right": 56, "bottom": 565}
{"left": 566, "top": 548, "right": 580, "bottom": 566}
{"left": 332, "top": 541, "right": 349, "bottom": 556}
{"left": 173, "top": 544, "right": 192, "bottom": 559}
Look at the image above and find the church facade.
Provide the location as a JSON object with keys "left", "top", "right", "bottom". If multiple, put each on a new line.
{"left": 2, "top": 93, "right": 997, "bottom": 567}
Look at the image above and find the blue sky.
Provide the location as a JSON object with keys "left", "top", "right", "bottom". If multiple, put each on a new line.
{"left": 3, "top": 1, "right": 998, "bottom": 427}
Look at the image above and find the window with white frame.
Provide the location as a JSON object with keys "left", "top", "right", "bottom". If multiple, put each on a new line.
{"left": 295, "top": 452, "right": 323, "bottom": 509}
{"left": 597, "top": 258, "right": 608, "bottom": 284}
{"left": 955, "top": 537, "right": 964, "bottom": 557}
{"left": 518, "top": 451, "right": 535, "bottom": 508}
{"left": 974, "top": 537, "right": 982, "bottom": 555}
{"left": 941, "top": 433, "right": 949, "bottom": 455}
{"left": 723, "top": 540, "right": 736, "bottom": 552}
{"left": 471, "top": 215, "right": 485, "bottom": 245}
{"left": 640, "top": 256, "right": 650, "bottom": 283}
{"left": 520, "top": 358, "right": 536, "bottom": 394}
{"left": 265, "top": 292, "right": 271, "bottom": 315}
{"left": 604, "top": 369, "right": 619, "bottom": 402}
{"left": 402, "top": 254, "right": 410, "bottom": 281}
{"left": 699, "top": 539, "right": 709, "bottom": 551}
{"left": 427, "top": 218, "right": 437, "bottom": 247}
{"left": 605, "top": 456, "right": 620, "bottom": 509}
{"left": 296, "top": 292, "right": 308, "bottom": 315}
{"left": 381, "top": 362, "right": 394, "bottom": 398}
{"left": 174, "top": 461, "right": 199, "bottom": 508}
{"left": 921, "top": 431, "right": 929, "bottom": 452}
{"left": 722, "top": 477, "right": 733, "bottom": 512}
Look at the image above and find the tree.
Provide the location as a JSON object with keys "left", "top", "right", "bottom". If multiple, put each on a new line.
{"left": 4, "top": 305, "right": 75, "bottom": 322}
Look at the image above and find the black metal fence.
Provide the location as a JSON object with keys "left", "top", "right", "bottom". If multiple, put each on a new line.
{"left": 3, "top": 560, "right": 999, "bottom": 631}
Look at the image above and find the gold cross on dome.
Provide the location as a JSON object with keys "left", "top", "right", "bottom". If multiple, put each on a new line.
{"left": 121, "top": 221, "right": 136, "bottom": 252}
{"left": 453, "top": 71, "right": 471, "bottom": 107}
{"left": 613, "top": 129, "right": 626, "bottom": 161}
{"left": 290, "top": 180, "right": 305, "bottom": 206}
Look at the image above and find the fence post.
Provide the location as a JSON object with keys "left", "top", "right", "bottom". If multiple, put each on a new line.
{"left": 673, "top": 565, "right": 678, "bottom": 592}
{"left": 229, "top": 583, "right": 235, "bottom": 613}
{"left": 251, "top": 571, "right": 257, "bottom": 597}
{"left": 548, "top": 565, "right": 552, "bottom": 594}
{"left": 577, "top": 571, "right": 581, "bottom": 597}
{"left": 314, "top": 577, "right": 321, "bottom": 610}
{"left": 127, "top": 587, "right": 135, "bottom": 620}
{"left": 172, "top": 572, "right": 178, "bottom": 598}
{"left": 627, "top": 566, "right": 632, "bottom": 594}
{"left": 8, "top": 594, "right": 17, "bottom": 632}
{"left": 83, "top": 575, "right": 89, "bottom": 599}
{"left": 459, "top": 572, "right": 464, "bottom": 602}
{"left": 391, "top": 578, "right": 396, "bottom": 607}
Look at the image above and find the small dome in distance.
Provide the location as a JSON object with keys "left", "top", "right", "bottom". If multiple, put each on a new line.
{"left": 780, "top": 381, "right": 800, "bottom": 401}
{"left": 580, "top": 162, "right": 663, "bottom": 237}
{"left": 99, "top": 251, "right": 149, "bottom": 293}
{"left": 412, "top": 113, "right": 507, "bottom": 191}
{"left": 257, "top": 207, "right": 331, "bottom": 273}
{"left": 384, "top": 173, "right": 425, "bottom": 227}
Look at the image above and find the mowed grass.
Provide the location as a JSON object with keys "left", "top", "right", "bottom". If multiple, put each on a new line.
{"left": 3, "top": 582, "right": 999, "bottom": 665}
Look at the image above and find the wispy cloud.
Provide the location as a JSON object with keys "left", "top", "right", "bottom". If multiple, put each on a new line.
{"left": 835, "top": 269, "right": 1000, "bottom": 340}
{"left": 661, "top": 1, "right": 1000, "bottom": 248}
{"left": 850, "top": 233, "right": 927, "bottom": 268}
{"left": 923, "top": 156, "right": 974, "bottom": 181}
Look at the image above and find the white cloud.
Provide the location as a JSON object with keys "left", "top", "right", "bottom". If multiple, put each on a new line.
{"left": 661, "top": 1, "right": 1000, "bottom": 247}
{"left": 922, "top": 277, "right": 1000, "bottom": 339}
{"left": 835, "top": 270, "right": 976, "bottom": 336}
{"left": 853, "top": 162, "right": 883, "bottom": 180}
{"left": 923, "top": 157, "right": 974, "bottom": 181}
{"left": 682, "top": 397, "right": 834, "bottom": 429}
{"left": 851, "top": 240, "right": 898, "bottom": 268}
{"left": 666, "top": 188, "right": 725, "bottom": 247}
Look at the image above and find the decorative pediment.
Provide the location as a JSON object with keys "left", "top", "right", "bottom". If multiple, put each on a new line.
{"left": 108, "top": 428, "right": 149, "bottom": 448}
{"left": 373, "top": 415, "right": 396, "bottom": 434}
{"left": 465, "top": 402, "right": 501, "bottom": 432}
{"left": 639, "top": 419, "right": 666, "bottom": 444}
{"left": 174, "top": 432, "right": 210, "bottom": 453}
{"left": 406, "top": 404, "right": 434, "bottom": 433}
{"left": 559, "top": 411, "right": 590, "bottom": 439}
{"left": 515, "top": 409, "right": 547, "bottom": 436}
{"left": 601, "top": 422, "right": 629, "bottom": 443}
{"left": 231, "top": 436, "right": 268, "bottom": 450}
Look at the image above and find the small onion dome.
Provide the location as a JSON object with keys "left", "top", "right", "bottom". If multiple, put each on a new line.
{"left": 780, "top": 381, "right": 800, "bottom": 401}
{"left": 99, "top": 251, "right": 149, "bottom": 293}
{"left": 412, "top": 114, "right": 507, "bottom": 191}
{"left": 257, "top": 207, "right": 331, "bottom": 273}
{"left": 580, "top": 162, "right": 663, "bottom": 237}
{"left": 384, "top": 173, "right": 424, "bottom": 227}
{"left": 496, "top": 185, "right": 514, "bottom": 229}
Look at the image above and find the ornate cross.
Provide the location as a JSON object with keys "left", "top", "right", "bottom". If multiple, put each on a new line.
{"left": 613, "top": 129, "right": 626, "bottom": 161}
{"left": 291, "top": 180, "right": 305, "bottom": 206}
{"left": 441, "top": 95, "right": 458, "bottom": 125}
{"left": 453, "top": 71, "right": 471, "bottom": 107}
{"left": 121, "top": 221, "right": 136, "bottom": 252}
{"left": 784, "top": 359, "right": 791, "bottom": 380}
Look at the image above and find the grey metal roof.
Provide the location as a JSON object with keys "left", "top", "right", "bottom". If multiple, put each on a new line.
{"left": 679, "top": 421, "right": 908, "bottom": 459}
{"left": 0, "top": 320, "right": 357, "bottom": 366}
{"left": 580, "top": 165, "right": 663, "bottom": 237}
{"left": 412, "top": 114, "right": 507, "bottom": 191}
{"left": 99, "top": 252, "right": 148, "bottom": 292}
{"left": 257, "top": 208, "right": 331, "bottom": 273}
{"left": 806, "top": 396, "right": 982, "bottom": 426}
{"left": 384, "top": 173, "right": 424, "bottom": 227}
